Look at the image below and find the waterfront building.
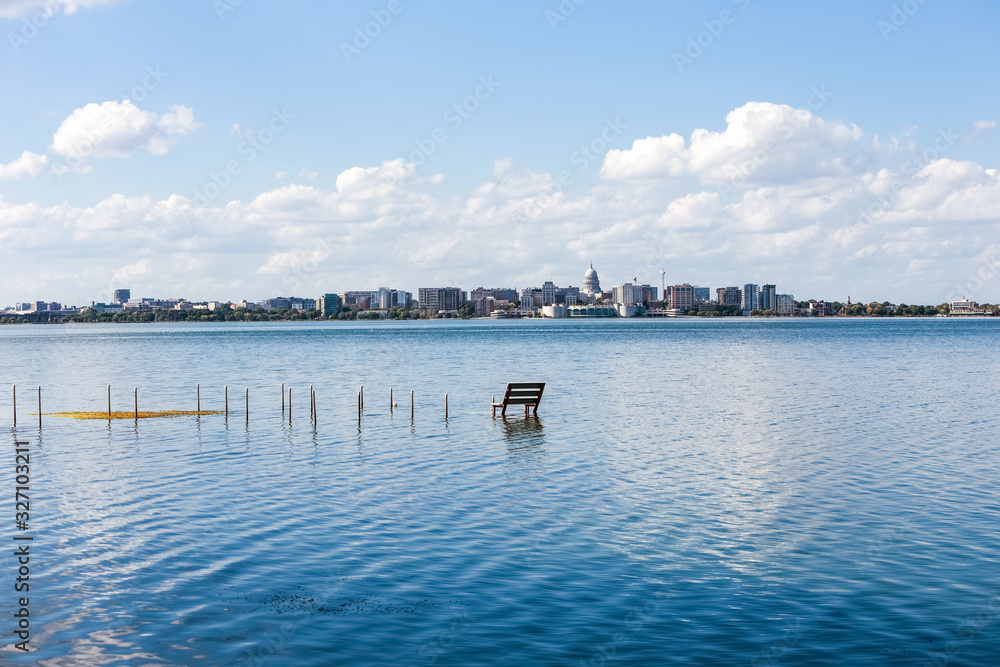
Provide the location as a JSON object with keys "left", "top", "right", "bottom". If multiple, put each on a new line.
{"left": 612, "top": 283, "right": 643, "bottom": 307}
{"left": 741, "top": 284, "right": 760, "bottom": 314}
{"left": 122, "top": 301, "right": 153, "bottom": 312}
{"left": 93, "top": 302, "right": 124, "bottom": 314}
{"left": 373, "top": 287, "right": 411, "bottom": 309}
{"left": 692, "top": 286, "right": 711, "bottom": 302}
{"left": 760, "top": 284, "right": 777, "bottom": 311}
{"left": 522, "top": 282, "right": 581, "bottom": 310}
{"left": 470, "top": 287, "right": 517, "bottom": 302}
{"left": 338, "top": 291, "right": 374, "bottom": 310}
{"left": 521, "top": 287, "right": 541, "bottom": 309}
{"left": 809, "top": 301, "right": 833, "bottom": 317}
{"left": 776, "top": 294, "right": 795, "bottom": 316}
{"left": 567, "top": 304, "right": 617, "bottom": 317}
{"left": 950, "top": 298, "right": 984, "bottom": 315}
{"left": 418, "top": 287, "right": 463, "bottom": 315}
{"left": 615, "top": 303, "right": 645, "bottom": 317}
{"left": 541, "top": 281, "right": 557, "bottom": 306}
{"left": 317, "top": 293, "right": 341, "bottom": 318}
{"left": 669, "top": 284, "right": 695, "bottom": 311}
{"left": 541, "top": 304, "right": 567, "bottom": 318}
{"left": 261, "top": 297, "right": 291, "bottom": 310}
{"left": 474, "top": 297, "right": 512, "bottom": 317}
{"left": 395, "top": 291, "right": 413, "bottom": 308}
{"left": 113, "top": 289, "right": 130, "bottom": 304}
{"left": 717, "top": 286, "right": 741, "bottom": 307}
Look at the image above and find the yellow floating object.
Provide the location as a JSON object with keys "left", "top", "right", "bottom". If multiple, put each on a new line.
{"left": 45, "top": 410, "right": 224, "bottom": 420}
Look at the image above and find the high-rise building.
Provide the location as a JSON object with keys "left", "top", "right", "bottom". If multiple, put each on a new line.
{"left": 776, "top": 294, "right": 795, "bottom": 315}
{"left": 638, "top": 285, "right": 658, "bottom": 305}
{"left": 471, "top": 287, "right": 517, "bottom": 302}
{"left": 113, "top": 289, "right": 130, "bottom": 304}
{"left": 717, "top": 286, "right": 741, "bottom": 307}
{"left": 418, "top": 287, "right": 463, "bottom": 314}
{"left": 760, "top": 284, "right": 777, "bottom": 311}
{"left": 693, "top": 286, "right": 711, "bottom": 302}
{"left": 612, "top": 283, "right": 642, "bottom": 306}
{"left": 669, "top": 284, "right": 694, "bottom": 310}
{"left": 317, "top": 293, "right": 341, "bottom": 318}
{"left": 741, "top": 284, "right": 760, "bottom": 313}
{"left": 338, "top": 291, "right": 374, "bottom": 309}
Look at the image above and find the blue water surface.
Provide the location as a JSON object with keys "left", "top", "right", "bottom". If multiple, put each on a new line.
{"left": 1, "top": 318, "right": 998, "bottom": 666}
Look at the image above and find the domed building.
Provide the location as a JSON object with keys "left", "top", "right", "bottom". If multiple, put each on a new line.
{"left": 582, "top": 262, "right": 601, "bottom": 297}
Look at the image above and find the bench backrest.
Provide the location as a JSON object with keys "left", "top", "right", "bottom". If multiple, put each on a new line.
{"left": 502, "top": 382, "right": 545, "bottom": 405}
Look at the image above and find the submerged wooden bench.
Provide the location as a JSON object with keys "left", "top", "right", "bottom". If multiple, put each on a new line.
{"left": 492, "top": 382, "right": 545, "bottom": 417}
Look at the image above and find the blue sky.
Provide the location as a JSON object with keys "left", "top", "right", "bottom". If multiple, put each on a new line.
{"left": 1, "top": 0, "right": 998, "bottom": 306}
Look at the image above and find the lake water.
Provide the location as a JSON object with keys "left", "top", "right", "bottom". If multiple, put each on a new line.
{"left": 2, "top": 318, "right": 999, "bottom": 666}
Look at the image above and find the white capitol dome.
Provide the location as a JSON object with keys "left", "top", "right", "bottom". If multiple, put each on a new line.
{"left": 582, "top": 262, "right": 601, "bottom": 294}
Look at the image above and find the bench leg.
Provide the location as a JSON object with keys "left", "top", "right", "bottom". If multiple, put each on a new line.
{"left": 533, "top": 404, "right": 538, "bottom": 415}
{"left": 524, "top": 404, "right": 529, "bottom": 416}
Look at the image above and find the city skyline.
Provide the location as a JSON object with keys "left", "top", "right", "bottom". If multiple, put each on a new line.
{"left": 0, "top": 262, "right": 993, "bottom": 311}
{"left": 2, "top": 1, "right": 998, "bottom": 306}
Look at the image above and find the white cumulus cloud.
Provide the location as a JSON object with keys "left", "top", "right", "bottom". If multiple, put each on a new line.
{"left": 50, "top": 100, "right": 200, "bottom": 163}
{"left": 602, "top": 102, "right": 863, "bottom": 186}
{"left": 0, "top": 150, "right": 48, "bottom": 179}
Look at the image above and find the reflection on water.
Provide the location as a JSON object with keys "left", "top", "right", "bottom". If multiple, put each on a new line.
{"left": 498, "top": 415, "right": 545, "bottom": 464}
